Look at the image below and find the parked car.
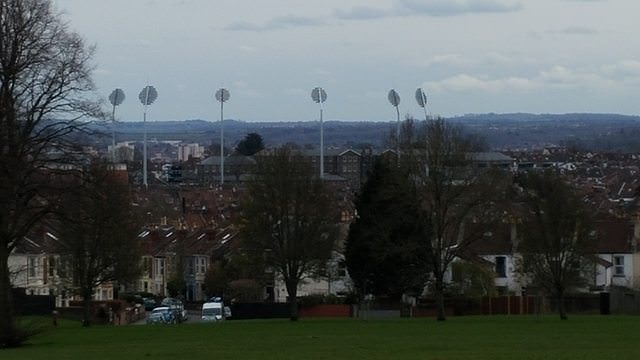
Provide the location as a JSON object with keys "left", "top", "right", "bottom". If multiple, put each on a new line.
{"left": 146, "top": 307, "right": 176, "bottom": 325}
{"left": 161, "top": 297, "right": 188, "bottom": 322}
{"left": 142, "top": 297, "right": 157, "bottom": 311}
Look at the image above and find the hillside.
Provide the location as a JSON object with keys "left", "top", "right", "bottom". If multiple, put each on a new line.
{"left": 95, "top": 113, "right": 640, "bottom": 152}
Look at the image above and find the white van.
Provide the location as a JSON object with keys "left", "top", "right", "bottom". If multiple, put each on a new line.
{"left": 202, "top": 301, "right": 224, "bottom": 322}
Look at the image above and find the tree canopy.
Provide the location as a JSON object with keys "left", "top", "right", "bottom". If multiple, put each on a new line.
{"left": 236, "top": 132, "right": 265, "bottom": 156}
{"left": 56, "top": 162, "right": 142, "bottom": 326}
{"left": 403, "top": 118, "right": 509, "bottom": 321}
{"left": 0, "top": 0, "right": 99, "bottom": 346}
{"left": 515, "top": 170, "right": 595, "bottom": 320}
{"left": 240, "top": 146, "right": 337, "bottom": 320}
{"left": 345, "top": 158, "right": 431, "bottom": 299}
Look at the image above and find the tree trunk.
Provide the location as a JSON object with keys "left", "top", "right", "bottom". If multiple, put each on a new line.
{"left": 0, "top": 244, "right": 18, "bottom": 347}
{"left": 558, "top": 292, "right": 567, "bottom": 320}
{"left": 286, "top": 282, "right": 298, "bottom": 322}
{"left": 435, "top": 275, "right": 446, "bottom": 321}
{"left": 82, "top": 287, "right": 93, "bottom": 327}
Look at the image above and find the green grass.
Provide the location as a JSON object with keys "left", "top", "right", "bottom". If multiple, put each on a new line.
{"left": 4, "top": 315, "right": 640, "bottom": 359}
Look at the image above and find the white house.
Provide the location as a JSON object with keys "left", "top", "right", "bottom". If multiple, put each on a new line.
{"left": 273, "top": 251, "right": 352, "bottom": 303}
{"left": 9, "top": 230, "right": 115, "bottom": 307}
{"left": 592, "top": 218, "right": 640, "bottom": 290}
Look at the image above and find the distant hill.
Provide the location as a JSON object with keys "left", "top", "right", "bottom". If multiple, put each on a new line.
{"left": 95, "top": 113, "right": 640, "bottom": 152}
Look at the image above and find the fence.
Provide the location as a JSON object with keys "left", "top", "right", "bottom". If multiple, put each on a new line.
{"left": 12, "top": 288, "right": 55, "bottom": 316}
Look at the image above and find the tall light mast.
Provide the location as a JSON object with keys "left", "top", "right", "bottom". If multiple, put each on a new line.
{"left": 311, "top": 87, "right": 327, "bottom": 178}
{"left": 108, "top": 88, "right": 125, "bottom": 162}
{"left": 215, "top": 88, "right": 230, "bottom": 185}
{"left": 138, "top": 85, "right": 158, "bottom": 188}
{"left": 388, "top": 89, "right": 401, "bottom": 163}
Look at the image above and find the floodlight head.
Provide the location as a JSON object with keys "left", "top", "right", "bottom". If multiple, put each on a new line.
{"left": 109, "top": 88, "right": 125, "bottom": 106}
{"left": 415, "top": 88, "right": 427, "bottom": 108}
{"left": 388, "top": 89, "right": 400, "bottom": 107}
{"left": 215, "top": 88, "right": 230, "bottom": 103}
{"left": 311, "top": 87, "right": 327, "bottom": 103}
{"left": 139, "top": 86, "right": 158, "bottom": 106}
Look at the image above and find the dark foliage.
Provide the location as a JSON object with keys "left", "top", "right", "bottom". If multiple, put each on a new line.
{"left": 345, "top": 158, "right": 431, "bottom": 299}
{"left": 236, "top": 132, "right": 265, "bottom": 156}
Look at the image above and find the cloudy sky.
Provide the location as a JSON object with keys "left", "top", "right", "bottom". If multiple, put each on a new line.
{"left": 55, "top": 0, "right": 640, "bottom": 122}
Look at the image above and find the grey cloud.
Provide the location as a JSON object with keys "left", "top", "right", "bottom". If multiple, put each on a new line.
{"left": 531, "top": 26, "right": 599, "bottom": 38}
{"left": 554, "top": 26, "right": 599, "bottom": 35}
{"left": 227, "top": 1, "right": 522, "bottom": 31}
{"left": 225, "top": 21, "right": 266, "bottom": 31}
{"left": 397, "top": 0, "right": 523, "bottom": 17}
{"left": 225, "top": 15, "right": 325, "bottom": 31}
{"left": 333, "top": 0, "right": 522, "bottom": 21}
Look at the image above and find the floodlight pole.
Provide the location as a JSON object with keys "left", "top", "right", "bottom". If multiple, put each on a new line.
{"left": 109, "top": 88, "right": 125, "bottom": 163}
{"left": 220, "top": 98, "right": 224, "bottom": 185}
{"left": 395, "top": 103, "right": 400, "bottom": 163}
{"left": 139, "top": 85, "right": 157, "bottom": 189}
{"left": 388, "top": 89, "right": 401, "bottom": 164}
{"left": 416, "top": 87, "right": 430, "bottom": 177}
{"left": 111, "top": 103, "right": 117, "bottom": 163}
{"left": 311, "top": 87, "right": 327, "bottom": 179}
{"left": 215, "top": 88, "right": 230, "bottom": 186}
{"left": 143, "top": 97, "right": 149, "bottom": 188}
{"left": 422, "top": 99, "right": 429, "bottom": 123}
{"left": 319, "top": 88, "right": 325, "bottom": 179}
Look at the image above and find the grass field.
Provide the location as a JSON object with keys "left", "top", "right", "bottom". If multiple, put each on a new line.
{"left": 3, "top": 315, "right": 640, "bottom": 360}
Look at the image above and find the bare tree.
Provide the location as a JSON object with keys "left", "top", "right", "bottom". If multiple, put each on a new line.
{"left": 407, "top": 118, "right": 508, "bottom": 321}
{"left": 515, "top": 171, "right": 595, "bottom": 320}
{"left": 0, "top": 0, "right": 99, "bottom": 346}
{"left": 240, "top": 147, "right": 337, "bottom": 321}
{"left": 56, "top": 162, "right": 142, "bottom": 326}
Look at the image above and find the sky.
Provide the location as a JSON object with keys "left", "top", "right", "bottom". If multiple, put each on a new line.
{"left": 55, "top": 0, "right": 640, "bottom": 122}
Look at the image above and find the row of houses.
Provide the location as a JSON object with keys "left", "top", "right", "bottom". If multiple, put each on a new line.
{"left": 458, "top": 215, "right": 640, "bottom": 296}
{"left": 12, "top": 213, "right": 638, "bottom": 308}
{"left": 8, "top": 224, "right": 237, "bottom": 306}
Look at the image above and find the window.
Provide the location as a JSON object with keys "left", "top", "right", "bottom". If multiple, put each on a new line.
{"left": 614, "top": 256, "right": 625, "bottom": 277}
{"left": 495, "top": 256, "right": 506, "bottom": 278}
{"left": 155, "top": 258, "right": 165, "bottom": 278}
{"left": 48, "top": 257, "right": 55, "bottom": 277}
{"left": 28, "top": 257, "right": 38, "bottom": 278}
{"left": 199, "top": 258, "right": 207, "bottom": 274}
{"left": 337, "top": 262, "right": 347, "bottom": 277}
{"left": 143, "top": 257, "right": 152, "bottom": 277}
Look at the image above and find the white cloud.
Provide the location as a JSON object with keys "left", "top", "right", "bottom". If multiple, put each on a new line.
{"left": 425, "top": 74, "right": 534, "bottom": 92}
{"left": 234, "top": 81, "right": 249, "bottom": 88}
{"left": 422, "top": 54, "right": 466, "bottom": 67}
{"left": 420, "top": 52, "right": 513, "bottom": 68}
{"left": 237, "top": 45, "right": 258, "bottom": 53}
{"left": 602, "top": 60, "right": 640, "bottom": 79}
{"left": 424, "top": 64, "right": 626, "bottom": 94}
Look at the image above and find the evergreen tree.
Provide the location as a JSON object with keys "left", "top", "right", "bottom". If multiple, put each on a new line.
{"left": 345, "top": 158, "right": 431, "bottom": 299}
